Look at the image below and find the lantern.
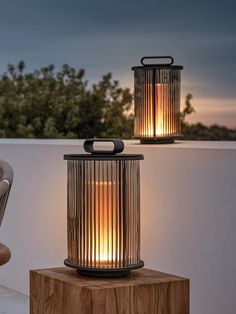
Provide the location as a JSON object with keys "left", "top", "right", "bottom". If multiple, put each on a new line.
{"left": 132, "top": 56, "right": 183, "bottom": 143}
{"left": 64, "top": 139, "right": 144, "bottom": 277}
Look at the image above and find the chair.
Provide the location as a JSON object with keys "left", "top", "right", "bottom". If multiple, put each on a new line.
{"left": 0, "top": 159, "right": 13, "bottom": 266}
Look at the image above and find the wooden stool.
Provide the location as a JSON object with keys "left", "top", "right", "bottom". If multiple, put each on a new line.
{"left": 30, "top": 267, "right": 189, "bottom": 314}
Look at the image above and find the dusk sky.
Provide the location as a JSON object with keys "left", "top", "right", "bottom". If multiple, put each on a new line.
{"left": 0, "top": 0, "right": 235, "bottom": 127}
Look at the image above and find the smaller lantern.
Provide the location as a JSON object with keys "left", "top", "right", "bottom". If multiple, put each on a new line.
{"left": 132, "top": 56, "right": 183, "bottom": 144}
{"left": 64, "top": 139, "right": 144, "bottom": 277}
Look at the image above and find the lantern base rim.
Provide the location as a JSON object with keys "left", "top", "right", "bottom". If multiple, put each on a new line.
{"left": 64, "top": 259, "right": 144, "bottom": 278}
{"left": 139, "top": 137, "right": 177, "bottom": 144}
{"left": 77, "top": 268, "right": 130, "bottom": 277}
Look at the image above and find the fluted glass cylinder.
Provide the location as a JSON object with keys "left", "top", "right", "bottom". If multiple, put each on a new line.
{"left": 132, "top": 56, "right": 183, "bottom": 143}
{"left": 64, "top": 140, "right": 144, "bottom": 276}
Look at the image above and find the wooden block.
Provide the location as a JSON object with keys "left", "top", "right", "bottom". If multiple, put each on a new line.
{"left": 30, "top": 267, "right": 189, "bottom": 314}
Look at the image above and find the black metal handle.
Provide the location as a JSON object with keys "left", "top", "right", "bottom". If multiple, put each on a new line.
{"left": 84, "top": 139, "right": 124, "bottom": 155}
{"left": 141, "top": 56, "right": 174, "bottom": 66}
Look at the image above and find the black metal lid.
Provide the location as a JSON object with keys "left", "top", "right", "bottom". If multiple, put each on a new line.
{"left": 131, "top": 56, "right": 183, "bottom": 70}
{"left": 64, "top": 139, "right": 144, "bottom": 161}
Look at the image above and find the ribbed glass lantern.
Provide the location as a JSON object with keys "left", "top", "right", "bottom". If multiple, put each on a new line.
{"left": 132, "top": 56, "right": 183, "bottom": 144}
{"left": 64, "top": 139, "right": 144, "bottom": 277}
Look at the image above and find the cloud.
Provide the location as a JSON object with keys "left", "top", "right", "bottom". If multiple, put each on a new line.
{"left": 0, "top": 0, "right": 235, "bottom": 126}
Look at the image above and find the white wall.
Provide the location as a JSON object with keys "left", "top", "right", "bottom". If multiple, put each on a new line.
{"left": 0, "top": 140, "right": 236, "bottom": 314}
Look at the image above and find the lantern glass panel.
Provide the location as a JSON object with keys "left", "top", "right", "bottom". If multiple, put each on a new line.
{"left": 132, "top": 56, "right": 183, "bottom": 143}
{"left": 64, "top": 139, "right": 144, "bottom": 277}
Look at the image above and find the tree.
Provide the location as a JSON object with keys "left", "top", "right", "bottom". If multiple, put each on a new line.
{"left": 0, "top": 62, "right": 134, "bottom": 139}
{"left": 181, "top": 93, "right": 195, "bottom": 124}
{"left": 1, "top": 63, "right": 235, "bottom": 140}
{"left": 180, "top": 93, "right": 236, "bottom": 140}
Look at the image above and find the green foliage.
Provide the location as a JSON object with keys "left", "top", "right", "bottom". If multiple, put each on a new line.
{"left": 181, "top": 94, "right": 236, "bottom": 140}
{"left": 0, "top": 62, "right": 133, "bottom": 139}
{"left": 180, "top": 93, "right": 195, "bottom": 121}
{"left": 0, "top": 62, "right": 235, "bottom": 140}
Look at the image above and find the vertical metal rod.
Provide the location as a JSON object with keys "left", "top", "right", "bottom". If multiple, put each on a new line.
{"left": 152, "top": 69, "right": 156, "bottom": 137}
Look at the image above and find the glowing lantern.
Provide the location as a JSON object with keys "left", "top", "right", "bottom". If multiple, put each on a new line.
{"left": 64, "top": 139, "right": 144, "bottom": 277}
{"left": 132, "top": 56, "right": 183, "bottom": 143}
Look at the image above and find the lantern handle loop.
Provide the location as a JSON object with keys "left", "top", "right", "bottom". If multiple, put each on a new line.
{"left": 84, "top": 139, "right": 124, "bottom": 155}
{"left": 141, "top": 56, "right": 174, "bottom": 66}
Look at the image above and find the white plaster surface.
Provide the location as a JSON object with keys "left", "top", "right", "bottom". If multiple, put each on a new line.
{"left": 0, "top": 139, "right": 235, "bottom": 314}
{"left": 0, "top": 286, "right": 28, "bottom": 314}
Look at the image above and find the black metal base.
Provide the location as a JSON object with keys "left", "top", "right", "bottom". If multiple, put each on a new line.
{"left": 140, "top": 137, "right": 175, "bottom": 144}
{"left": 64, "top": 259, "right": 144, "bottom": 278}
{"left": 77, "top": 268, "right": 131, "bottom": 278}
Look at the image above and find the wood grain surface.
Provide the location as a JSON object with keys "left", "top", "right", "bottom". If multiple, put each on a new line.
{"left": 0, "top": 242, "right": 11, "bottom": 266}
{"left": 30, "top": 267, "right": 189, "bottom": 314}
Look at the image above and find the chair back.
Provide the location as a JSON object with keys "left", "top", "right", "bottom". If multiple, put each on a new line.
{"left": 0, "top": 159, "right": 13, "bottom": 226}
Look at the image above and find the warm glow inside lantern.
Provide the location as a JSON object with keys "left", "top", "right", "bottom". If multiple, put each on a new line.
{"left": 132, "top": 56, "right": 183, "bottom": 143}
{"left": 64, "top": 139, "right": 144, "bottom": 277}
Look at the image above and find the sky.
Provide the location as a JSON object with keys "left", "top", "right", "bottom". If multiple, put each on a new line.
{"left": 0, "top": 0, "right": 235, "bottom": 127}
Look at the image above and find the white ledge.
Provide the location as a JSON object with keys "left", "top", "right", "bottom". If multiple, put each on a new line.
{"left": 0, "top": 138, "right": 235, "bottom": 150}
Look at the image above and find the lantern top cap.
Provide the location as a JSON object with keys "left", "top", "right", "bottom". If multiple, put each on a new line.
{"left": 131, "top": 56, "right": 183, "bottom": 70}
{"left": 64, "top": 139, "right": 144, "bottom": 161}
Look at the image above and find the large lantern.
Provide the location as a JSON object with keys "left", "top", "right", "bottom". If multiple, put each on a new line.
{"left": 64, "top": 139, "right": 144, "bottom": 277}
{"left": 132, "top": 56, "right": 183, "bottom": 143}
